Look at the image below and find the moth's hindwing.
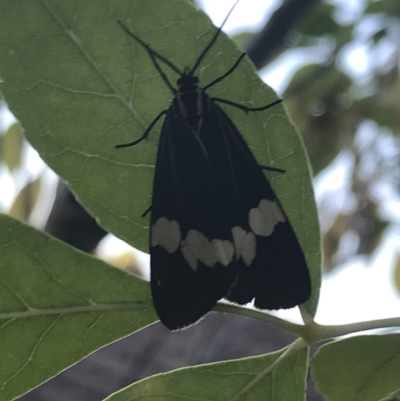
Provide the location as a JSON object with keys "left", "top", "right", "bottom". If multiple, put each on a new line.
{"left": 211, "top": 105, "right": 311, "bottom": 310}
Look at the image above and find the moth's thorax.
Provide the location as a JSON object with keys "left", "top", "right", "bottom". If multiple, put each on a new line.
{"left": 177, "top": 72, "right": 198, "bottom": 87}
{"left": 175, "top": 73, "right": 205, "bottom": 131}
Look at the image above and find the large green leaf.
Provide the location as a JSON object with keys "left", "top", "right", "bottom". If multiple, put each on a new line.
{"left": 310, "top": 334, "right": 400, "bottom": 401}
{"left": 104, "top": 347, "right": 309, "bottom": 401}
{"left": 0, "top": 0, "right": 320, "bottom": 314}
{"left": 0, "top": 214, "right": 156, "bottom": 401}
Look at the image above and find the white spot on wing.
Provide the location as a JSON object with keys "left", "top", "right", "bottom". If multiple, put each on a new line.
{"left": 232, "top": 226, "right": 246, "bottom": 258}
{"left": 232, "top": 226, "right": 256, "bottom": 266}
{"left": 212, "top": 239, "right": 234, "bottom": 266}
{"left": 249, "top": 199, "right": 286, "bottom": 237}
{"left": 181, "top": 230, "right": 235, "bottom": 271}
{"left": 151, "top": 217, "right": 181, "bottom": 253}
{"left": 181, "top": 230, "right": 209, "bottom": 271}
{"left": 181, "top": 238, "right": 199, "bottom": 271}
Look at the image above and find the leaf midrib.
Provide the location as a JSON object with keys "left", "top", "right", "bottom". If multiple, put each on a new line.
{"left": 39, "top": 0, "right": 148, "bottom": 128}
{"left": 0, "top": 301, "right": 152, "bottom": 320}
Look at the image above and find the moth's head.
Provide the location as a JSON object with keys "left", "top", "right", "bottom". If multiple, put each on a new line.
{"left": 177, "top": 70, "right": 199, "bottom": 87}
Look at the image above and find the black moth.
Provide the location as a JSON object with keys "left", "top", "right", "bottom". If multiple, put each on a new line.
{"left": 116, "top": 8, "right": 311, "bottom": 330}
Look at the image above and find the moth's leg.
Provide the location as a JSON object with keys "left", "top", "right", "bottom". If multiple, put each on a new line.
{"left": 118, "top": 20, "right": 180, "bottom": 94}
{"left": 203, "top": 53, "right": 246, "bottom": 90}
{"left": 213, "top": 98, "right": 282, "bottom": 113}
{"left": 115, "top": 110, "right": 168, "bottom": 148}
{"left": 213, "top": 98, "right": 285, "bottom": 173}
{"left": 260, "top": 165, "right": 285, "bottom": 174}
{"left": 141, "top": 205, "right": 152, "bottom": 218}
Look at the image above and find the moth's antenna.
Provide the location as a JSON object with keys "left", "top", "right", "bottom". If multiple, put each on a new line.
{"left": 117, "top": 20, "right": 183, "bottom": 76}
{"left": 191, "top": 0, "right": 241, "bottom": 75}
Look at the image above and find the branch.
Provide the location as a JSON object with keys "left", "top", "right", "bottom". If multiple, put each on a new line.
{"left": 245, "top": 0, "right": 321, "bottom": 69}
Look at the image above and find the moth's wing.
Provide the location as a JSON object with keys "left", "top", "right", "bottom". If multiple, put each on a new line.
{"left": 150, "top": 102, "right": 240, "bottom": 330}
{"left": 150, "top": 94, "right": 311, "bottom": 330}
{"left": 212, "top": 103, "right": 312, "bottom": 309}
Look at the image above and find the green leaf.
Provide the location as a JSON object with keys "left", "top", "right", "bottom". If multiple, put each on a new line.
{"left": 0, "top": 0, "right": 320, "bottom": 314}
{"left": 104, "top": 347, "right": 309, "bottom": 401}
{"left": 0, "top": 214, "right": 156, "bottom": 401}
{"left": 310, "top": 334, "right": 400, "bottom": 401}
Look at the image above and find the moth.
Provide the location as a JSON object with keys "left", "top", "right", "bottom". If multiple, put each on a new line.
{"left": 116, "top": 7, "right": 311, "bottom": 330}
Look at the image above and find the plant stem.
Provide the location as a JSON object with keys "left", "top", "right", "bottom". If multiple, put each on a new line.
{"left": 214, "top": 301, "right": 400, "bottom": 344}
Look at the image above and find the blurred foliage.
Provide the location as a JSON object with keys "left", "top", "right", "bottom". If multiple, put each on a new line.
{"left": 393, "top": 254, "right": 400, "bottom": 294}
{"left": 301, "top": 3, "right": 337, "bottom": 37}
{"left": 2, "top": 122, "right": 24, "bottom": 171}
{"left": 0, "top": 110, "right": 45, "bottom": 225}
{"left": 228, "top": 0, "right": 400, "bottom": 272}
{"left": 8, "top": 176, "right": 42, "bottom": 223}
{"left": 365, "top": 0, "right": 400, "bottom": 15}
{"left": 271, "top": 0, "right": 400, "bottom": 272}
{"left": 101, "top": 249, "right": 149, "bottom": 280}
